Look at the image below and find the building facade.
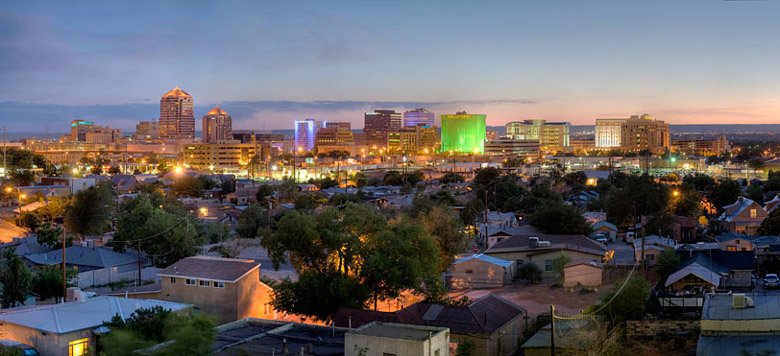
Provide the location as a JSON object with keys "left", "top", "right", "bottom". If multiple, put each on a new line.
{"left": 672, "top": 135, "right": 729, "bottom": 156}
{"left": 364, "top": 110, "right": 402, "bottom": 148}
{"left": 595, "top": 114, "right": 670, "bottom": 153}
{"left": 202, "top": 106, "right": 233, "bottom": 143}
{"left": 70, "top": 120, "right": 94, "bottom": 141}
{"left": 403, "top": 108, "right": 435, "bottom": 128}
{"left": 484, "top": 138, "right": 540, "bottom": 156}
{"left": 315, "top": 122, "right": 354, "bottom": 153}
{"left": 594, "top": 118, "right": 624, "bottom": 148}
{"left": 294, "top": 119, "right": 323, "bottom": 152}
{"left": 134, "top": 121, "right": 159, "bottom": 141}
{"left": 387, "top": 126, "right": 439, "bottom": 155}
{"left": 159, "top": 86, "right": 195, "bottom": 140}
{"left": 505, "top": 120, "right": 569, "bottom": 152}
{"left": 440, "top": 112, "right": 486, "bottom": 154}
{"left": 180, "top": 141, "right": 258, "bottom": 171}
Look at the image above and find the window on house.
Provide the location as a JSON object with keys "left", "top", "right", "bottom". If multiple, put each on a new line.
{"left": 69, "top": 338, "right": 89, "bottom": 356}
{"left": 185, "top": 279, "right": 196, "bottom": 286}
{"left": 465, "top": 269, "right": 474, "bottom": 274}
{"left": 199, "top": 280, "right": 210, "bottom": 287}
{"left": 264, "top": 303, "right": 271, "bottom": 315}
{"left": 545, "top": 260, "right": 553, "bottom": 272}
{"left": 736, "top": 240, "right": 741, "bottom": 244}
{"left": 727, "top": 246, "right": 737, "bottom": 252}
{"left": 213, "top": 281, "right": 225, "bottom": 288}
{"left": 750, "top": 209, "right": 757, "bottom": 218}
{"left": 170, "top": 277, "right": 176, "bottom": 284}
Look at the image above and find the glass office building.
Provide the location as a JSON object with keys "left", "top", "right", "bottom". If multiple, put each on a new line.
{"left": 440, "top": 112, "right": 486, "bottom": 154}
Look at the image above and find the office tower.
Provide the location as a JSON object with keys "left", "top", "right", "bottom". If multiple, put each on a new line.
{"left": 364, "top": 110, "right": 402, "bottom": 148}
{"left": 505, "top": 120, "right": 570, "bottom": 152}
{"left": 403, "top": 108, "right": 435, "bottom": 128}
{"left": 595, "top": 118, "right": 625, "bottom": 148}
{"left": 387, "top": 126, "right": 439, "bottom": 155}
{"left": 70, "top": 120, "right": 94, "bottom": 141}
{"left": 159, "top": 86, "right": 195, "bottom": 140}
{"left": 202, "top": 106, "right": 233, "bottom": 143}
{"left": 84, "top": 127, "right": 122, "bottom": 143}
{"left": 596, "top": 114, "right": 670, "bottom": 153}
{"left": 315, "top": 122, "right": 354, "bottom": 152}
{"left": 294, "top": 119, "right": 323, "bottom": 151}
{"left": 440, "top": 112, "right": 486, "bottom": 154}
{"left": 135, "top": 121, "right": 159, "bottom": 141}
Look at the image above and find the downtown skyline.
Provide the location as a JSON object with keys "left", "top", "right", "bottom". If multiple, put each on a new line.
{"left": 4, "top": 1, "right": 780, "bottom": 131}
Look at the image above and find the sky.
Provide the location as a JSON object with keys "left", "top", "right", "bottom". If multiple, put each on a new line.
{"left": 3, "top": 0, "right": 780, "bottom": 132}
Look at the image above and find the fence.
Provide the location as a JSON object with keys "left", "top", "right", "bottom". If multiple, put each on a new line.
{"left": 76, "top": 265, "right": 158, "bottom": 288}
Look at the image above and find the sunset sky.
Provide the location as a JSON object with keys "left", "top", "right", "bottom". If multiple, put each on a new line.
{"left": 3, "top": 0, "right": 780, "bottom": 131}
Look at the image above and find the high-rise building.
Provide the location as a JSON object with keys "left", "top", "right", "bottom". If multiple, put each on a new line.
{"left": 315, "top": 122, "right": 354, "bottom": 152}
{"left": 440, "top": 112, "right": 486, "bottom": 154}
{"left": 387, "top": 126, "right": 439, "bottom": 155}
{"left": 135, "top": 121, "right": 159, "bottom": 141}
{"left": 595, "top": 114, "right": 670, "bottom": 153}
{"left": 403, "top": 108, "right": 435, "bottom": 128}
{"left": 84, "top": 127, "right": 122, "bottom": 143}
{"left": 70, "top": 120, "right": 94, "bottom": 141}
{"left": 595, "top": 118, "right": 625, "bottom": 148}
{"left": 202, "top": 106, "right": 233, "bottom": 143}
{"left": 364, "top": 110, "right": 402, "bottom": 148}
{"left": 505, "top": 120, "right": 569, "bottom": 152}
{"left": 294, "top": 119, "right": 324, "bottom": 152}
{"left": 159, "top": 86, "right": 195, "bottom": 140}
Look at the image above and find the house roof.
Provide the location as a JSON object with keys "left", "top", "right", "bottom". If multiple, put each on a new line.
{"left": 591, "top": 221, "right": 617, "bottom": 231}
{"left": 665, "top": 256, "right": 723, "bottom": 288}
{"left": 487, "top": 234, "right": 606, "bottom": 256}
{"left": 702, "top": 293, "right": 780, "bottom": 321}
{"left": 720, "top": 197, "right": 762, "bottom": 222}
{"left": 453, "top": 253, "right": 513, "bottom": 268}
{"left": 698, "top": 335, "right": 780, "bottom": 356}
{"left": 0, "top": 296, "right": 189, "bottom": 334}
{"left": 25, "top": 246, "right": 137, "bottom": 269}
{"left": 334, "top": 294, "right": 525, "bottom": 336}
{"left": 349, "top": 322, "right": 446, "bottom": 341}
{"left": 157, "top": 256, "right": 259, "bottom": 282}
{"left": 765, "top": 194, "right": 780, "bottom": 214}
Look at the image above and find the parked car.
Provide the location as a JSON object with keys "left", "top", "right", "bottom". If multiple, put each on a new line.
{"left": 763, "top": 274, "right": 780, "bottom": 289}
{"left": 0, "top": 339, "right": 39, "bottom": 356}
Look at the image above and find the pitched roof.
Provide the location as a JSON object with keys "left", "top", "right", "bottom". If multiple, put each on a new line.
{"left": 592, "top": 221, "right": 617, "bottom": 231}
{"left": 25, "top": 246, "right": 137, "bottom": 269}
{"left": 157, "top": 256, "right": 259, "bottom": 282}
{"left": 720, "top": 197, "right": 763, "bottom": 222}
{"left": 0, "top": 296, "right": 189, "bottom": 334}
{"left": 487, "top": 234, "right": 606, "bottom": 256}
{"left": 453, "top": 253, "right": 513, "bottom": 267}
{"left": 161, "top": 86, "right": 191, "bottom": 98}
{"left": 665, "top": 255, "right": 724, "bottom": 288}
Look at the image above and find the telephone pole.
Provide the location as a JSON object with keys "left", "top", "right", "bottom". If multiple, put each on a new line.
{"left": 61, "top": 228, "right": 67, "bottom": 303}
{"left": 550, "top": 304, "right": 556, "bottom": 356}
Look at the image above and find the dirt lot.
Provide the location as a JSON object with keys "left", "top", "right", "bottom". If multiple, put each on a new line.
{"left": 450, "top": 282, "right": 615, "bottom": 317}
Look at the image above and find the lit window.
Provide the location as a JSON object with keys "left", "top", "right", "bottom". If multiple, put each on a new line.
{"left": 727, "top": 246, "right": 737, "bottom": 252}
{"left": 750, "top": 209, "right": 757, "bottom": 218}
{"left": 69, "top": 338, "right": 89, "bottom": 356}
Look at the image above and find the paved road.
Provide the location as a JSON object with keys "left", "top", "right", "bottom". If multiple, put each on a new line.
{"left": 0, "top": 217, "right": 28, "bottom": 244}
{"left": 605, "top": 240, "right": 635, "bottom": 265}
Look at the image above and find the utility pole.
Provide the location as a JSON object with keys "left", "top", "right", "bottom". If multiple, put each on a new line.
{"left": 550, "top": 304, "right": 556, "bottom": 356}
{"left": 137, "top": 240, "right": 142, "bottom": 285}
{"left": 61, "top": 228, "right": 67, "bottom": 303}
{"left": 3, "top": 126, "right": 6, "bottom": 179}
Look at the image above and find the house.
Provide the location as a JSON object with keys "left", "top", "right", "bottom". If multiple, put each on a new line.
{"left": 591, "top": 221, "right": 617, "bottom": 240}
{"left": 665, "top": 251, "right": 755, "bottom": 292}
{"left": 582, "top": 212, "right": 607, "bottom": 225}
{"left": 718, "top": 197, "right": 767, "bottom": 235}
{"left": 633, "top": 235, "right": 677, "bottom": 267}
{"left": 24, "top": 245, "right": 142, "bottom": 289}
{"left": 206, "top": 318, "right": 347, "bottom": 355}
{"left": 345, "top": 322, "right": 449, "bottom": 356}
{"left": 563, "top": 261, "right": 603, "bottom": 288}
{"left": 664, "top": 254, "right": 724, "bottom": 293}
{"left": 673, "top": 215, "right": 699, "bottom": 242}
{"left": 0, "top": 296, "right": 190, "bottom": 356}
{"left": 481, "top": 225, "right": 540, "bottom": 249}
{"left": 485, "top": 234, "right": 606, "bottom": 278}
{"left": 107, "top": 256, "right": 276, "bottom": 324}
{"left": 521, "top": 319, "right": 594, "bottom": 356}
{"left": 448, "top": 253, "right": 515, "bottom": 289}
{"left": 334, "top": 294, "right": 527, "bottom": 356}
{"left": 714, "top": 232, "right": 757, "bottom": 252}
{"left": 567, "top": 190, "right": 600, "bottom": 208}
{"left": 697, "top": 293, "right": 780, "bottom": 354}
{"left": 764, "top": 193, "right": 780, "bottom": 214}
{"left": 110, "top": 174, "right": 139, "bottom": 193}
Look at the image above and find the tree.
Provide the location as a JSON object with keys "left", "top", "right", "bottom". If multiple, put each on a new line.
{"left": 440, "top": 172, "right": 465, "bottom": 184}
{"left": 108, "top": 166, "right": 122, "bottom": 175}
{"left": 519, "top": 263, "right": 542, "bottom": 283}
{"left": 36, "top": 221, "right": 63, "bottom": 248}
{"left": 0, "top": 251, "right": 33, "bottom": 308}
{"left": 18, "top": 212, "right": 41, "bottom": 231}
{"left": 271, "top": 270, "right": 369, "bottom": 322}
{"left": 236, "top": 205, "right": 268, "bottom": 239}
{"left": 655, "top": 249, "right": 681, "bottom": 285}
{"left": 759, "top": 208, "right": 780, "bottom": 235}
{"left": 420, "top": 206, "right": 470, "bottom": 272}
{"left": 162, "top": 314, "right": 216, "bottom": 355}
{"left": 669, "top": 188, "right": 702, "bottom": 217}
{"left": 605, "top": 175, "right": 667, "bottom": 228}
{"left": 294, "top": 193, "right": 326, "bottom": 211}
{"left": 643, "top": 211, "right": 676, "bottom": 238}
{"left": 746, "top": 185, "right": 764, "bottom": 204}
{"left": 712, "top": 179, "right": 741, "bottom": 214}
{"left": 171, "top": 175, "right": 204, "bottom": 197}
{"left": 196, "top": 221, "right": 231, "bottom": 243}
{"left": 32, "top": 265, "right": 71, "bottom": 301}
{"left": 529, "top": 203, "right": 591, "bottom": 235}
{"left": 551, "top": 253, "right": 572, "bottom": 284}
{"left": 220, "top": 179, "right": 236, "bottom": 194}
{"left": 255, "top": 184, "right": 275, "bottom": 203}
{"left": 64, "top": 181, "right": 115, "bottom": 236}
{"left": 594, "top": 275, "right": 651, "bottom": 325}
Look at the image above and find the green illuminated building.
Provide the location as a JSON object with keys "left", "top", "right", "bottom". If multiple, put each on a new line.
{"left": 440, "top": 112, "right": 486, "bottom": 154}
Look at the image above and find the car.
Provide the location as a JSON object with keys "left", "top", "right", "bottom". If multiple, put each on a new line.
{"left": 0, "top": 339, "right": 39, "bottom": 356}
{"left": 595, "top": 236, "right": 609, "bottom": 244}
{"left": 763, "top": 274, "right": 780, "bottom": 289}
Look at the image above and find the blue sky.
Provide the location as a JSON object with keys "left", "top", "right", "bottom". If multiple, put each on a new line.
{"left": 3, "top": 0, "right": 780, "bottom": 131}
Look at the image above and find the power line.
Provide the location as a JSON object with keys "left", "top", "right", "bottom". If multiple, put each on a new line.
{"left": 553, "top": 259, "right": 641, "bottom": 321}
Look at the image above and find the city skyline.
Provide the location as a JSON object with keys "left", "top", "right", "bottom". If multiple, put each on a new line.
{"left": 4, "top": 1, "right": 780, "bottom": 131}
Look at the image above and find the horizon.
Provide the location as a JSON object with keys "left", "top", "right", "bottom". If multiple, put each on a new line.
{"left": 5, "top": 1, "right": 780, "bottom": 130}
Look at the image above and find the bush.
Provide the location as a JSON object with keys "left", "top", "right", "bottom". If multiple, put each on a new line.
{"left": 519, "top": 263, "right": 542, "bottom": 283}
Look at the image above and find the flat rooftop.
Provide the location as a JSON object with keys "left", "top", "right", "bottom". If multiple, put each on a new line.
{"left": 350, "top": 322, "right": 445, "bottom": 341}
{"left": 702, "top": 293, "right": 780, "bottom": 320}
{"left": 213, "top": 319, "right": 347, "bottom": 356}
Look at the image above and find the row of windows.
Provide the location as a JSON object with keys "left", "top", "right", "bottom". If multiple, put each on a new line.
{"left": 171, "top": 277, "right": 225, "bottom": 288}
